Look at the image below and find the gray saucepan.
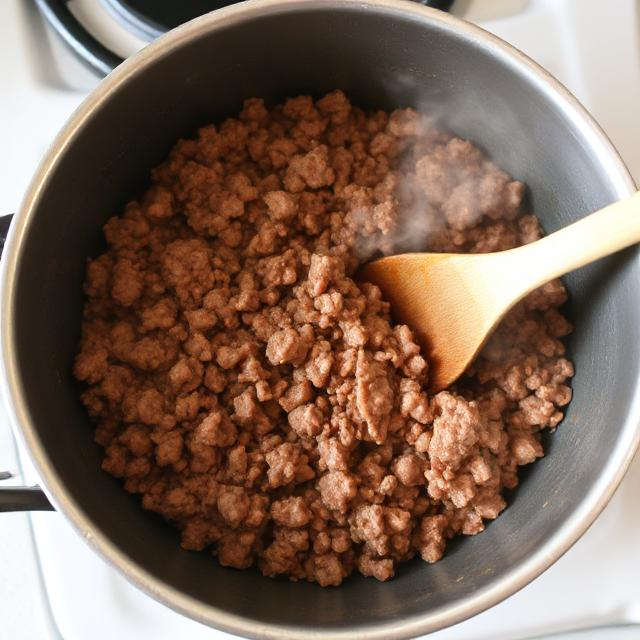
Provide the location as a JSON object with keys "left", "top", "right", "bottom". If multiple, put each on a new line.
{"left": 1, "top": 1, "right": 638, "bottom": 638}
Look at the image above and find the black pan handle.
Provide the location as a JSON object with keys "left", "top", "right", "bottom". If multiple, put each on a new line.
{"left": 34, "top": 0, "right": 454, "bottom": 78}
{"left": 0, "top": 215, "right": 55, "bottom": 513}
{"left": 0, "top": 214, "right": 13, "bottom": 257}
{"left": 0, "top": 486, "right": 54, "bottom": 512}
{"left": 35, "top": 0, "right": 124, "bottom": 77}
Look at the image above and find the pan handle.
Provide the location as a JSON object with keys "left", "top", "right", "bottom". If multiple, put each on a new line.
{"left": 0, "top": 215, "right": 55, "bottom": 513}
{"left": 0, "top": 213, "right": 13, "bottom": 257}
{"left": 0, "top": 485, "right": 54, "bottom": 512}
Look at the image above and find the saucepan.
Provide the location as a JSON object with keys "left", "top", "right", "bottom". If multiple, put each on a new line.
{"left": 1, "top": 1, "right": 638, "bottom": 638}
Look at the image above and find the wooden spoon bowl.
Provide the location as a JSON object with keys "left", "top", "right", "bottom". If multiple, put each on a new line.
{"left": 360, "top": 191, "right": 640, "bottom": 391}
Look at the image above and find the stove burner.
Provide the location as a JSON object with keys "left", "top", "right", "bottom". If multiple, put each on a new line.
{"left": 103, "top": 0, "right": 244, "bottom": 40}
{"left": 35, "top": 0, "right": 453, "bottom": 76}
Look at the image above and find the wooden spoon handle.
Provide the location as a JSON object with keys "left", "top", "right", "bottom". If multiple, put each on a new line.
{"left": 513, "top": 190, "right": 640, "bottom": 293}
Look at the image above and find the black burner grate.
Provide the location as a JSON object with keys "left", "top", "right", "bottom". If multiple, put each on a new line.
{"left": 113, "top": 0, "right": 239, "bottom": 30}
{"left": 35, "top": 0, "right": 454, "bottom": 77}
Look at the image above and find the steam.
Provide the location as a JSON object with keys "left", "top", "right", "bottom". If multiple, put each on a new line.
{"left": 345, "top": 110, "right": 464, "bottom": 262}
{"left": 349, "top": 97, "right": 523, "bottom": 264}
{"left": 340, "top": 58, "right": 531, "bottom": 263}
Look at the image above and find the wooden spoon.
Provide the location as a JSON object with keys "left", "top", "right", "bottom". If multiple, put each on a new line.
{"left": 359, "top": 191, "right": 640, "bottom": 392}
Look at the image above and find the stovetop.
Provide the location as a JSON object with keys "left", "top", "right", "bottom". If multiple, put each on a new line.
{"left": 2, "top": 0, "right": 640, "bottom": 638}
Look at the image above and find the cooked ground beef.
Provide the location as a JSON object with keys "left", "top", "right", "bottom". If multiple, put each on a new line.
{"left": 74, "top": 91, "right": 573, "bottom": 586}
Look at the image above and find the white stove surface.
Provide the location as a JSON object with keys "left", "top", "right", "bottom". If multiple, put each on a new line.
{"left": 3, "top": 0, "right": 640, "bottom": 638}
